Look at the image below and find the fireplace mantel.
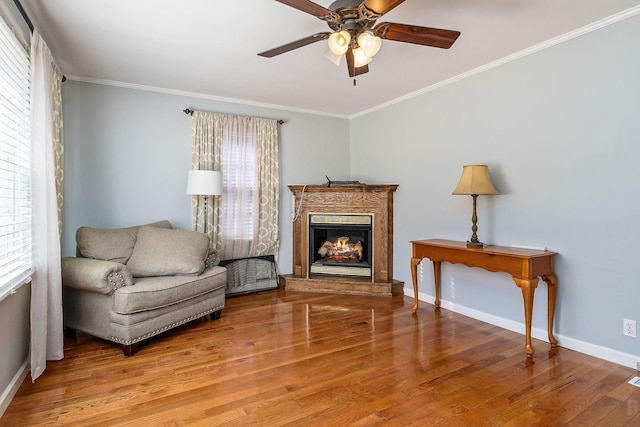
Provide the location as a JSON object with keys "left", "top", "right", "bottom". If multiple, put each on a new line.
{"left": 280, "top": 184, "right": 403, "bottom": 296}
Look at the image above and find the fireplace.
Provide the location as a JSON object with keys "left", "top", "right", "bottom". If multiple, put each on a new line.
{"left": 280, "top": 184, "right": 403, "bottom": 297}
{"left": 309, "top": 214, "right": 372, "bottom": 278}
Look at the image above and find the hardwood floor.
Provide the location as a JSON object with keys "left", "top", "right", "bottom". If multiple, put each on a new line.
{"left": 2, "top": 289, "right": 639, "bottom": 426}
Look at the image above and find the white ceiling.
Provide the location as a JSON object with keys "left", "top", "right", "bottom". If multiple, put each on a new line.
{"left": 24, "top": 0, "right": 640, "bottom": 117}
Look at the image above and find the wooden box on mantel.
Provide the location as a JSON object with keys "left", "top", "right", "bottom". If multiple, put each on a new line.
{"left": 279, "top": 184, "right": 404, "bottom": 297}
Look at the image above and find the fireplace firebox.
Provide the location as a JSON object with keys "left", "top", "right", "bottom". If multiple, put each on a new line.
{"left": 309, "top": 214, "right": 372, "bottom": 278}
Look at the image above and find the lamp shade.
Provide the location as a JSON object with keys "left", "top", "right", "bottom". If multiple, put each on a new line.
{"left": 187, "top": 170, "right": 222, "bottom": 196}
{"left": 352, "top": 46, "right": 373, "bottom": 67}
{"left": 357, "top": 31, "right": 381, "bottom": 57}
{"left": 328, "top": 30, "right": 351, "bottom": 55}
{"left": 452, "top": 165, "right": 498, "bottom": 195}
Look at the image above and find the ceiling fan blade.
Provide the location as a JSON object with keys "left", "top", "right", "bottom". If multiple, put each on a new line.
{"left": 375, "top": 22, "right": 460, "bottom": 49}
{"left": 345, "top": 48, "right": 370, "bottom": 77}
{"left": 258, "top": 33, "right": 331, "bottom": 57}
{"left": 276, "top": 0, "right": 334, "bottom": 18}
{"left": 361, "top": 0, "right": 407, "bottom": 16}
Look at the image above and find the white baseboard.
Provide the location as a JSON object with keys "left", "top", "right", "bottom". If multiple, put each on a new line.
{"left": 405, "top": 287, "right": 640, "bottom": 370}
{"left": 0, "top": 359, "right": 29, "bottom": 418}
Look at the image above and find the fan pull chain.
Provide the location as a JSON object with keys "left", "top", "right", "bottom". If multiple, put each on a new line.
{"left": 353, "top": 78, "right": 356, "bottom": 86}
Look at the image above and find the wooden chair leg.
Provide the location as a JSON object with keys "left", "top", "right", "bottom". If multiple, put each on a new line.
{"left": 210, "top": 309, "right": 222, "bottom": 320}
{"left": 122, "top": 342, "right": 140, "bottom": 357}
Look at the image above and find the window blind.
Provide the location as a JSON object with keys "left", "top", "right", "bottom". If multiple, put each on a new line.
{"left": 222, "top": 137, "right": 256, "bottom": 240}
{"left": 0, "top": 15, "right": 31, "bottom": 300}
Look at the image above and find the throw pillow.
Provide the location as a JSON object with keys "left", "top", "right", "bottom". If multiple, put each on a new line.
{"left": 126, "top": 226, "right": 210, "bottom": 277}
{"left": 76, "top": 220, "right": 172, "bottom": 264}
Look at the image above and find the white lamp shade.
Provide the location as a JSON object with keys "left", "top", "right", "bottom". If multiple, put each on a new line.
{"left": 187, "top": 170, "right": 222, "bottom": 196}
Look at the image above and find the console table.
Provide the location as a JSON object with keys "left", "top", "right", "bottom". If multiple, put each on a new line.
{"left": 410, "top": 239, "right": 558, "bottom": 357}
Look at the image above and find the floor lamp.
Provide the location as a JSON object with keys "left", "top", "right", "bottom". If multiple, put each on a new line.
{"left": 452, "top": 165, "right": 499, "bottom": 248}
{"left": 187, "top": 170, "right": 222, "bottom": 234}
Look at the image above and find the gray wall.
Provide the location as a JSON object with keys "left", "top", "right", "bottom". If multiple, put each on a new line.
{"left": 0, "top": 285, "right": 30, "bottom": 414}
{"left": 350, "top": 14, "right": 640, "bottom": 363}
{"left": 61, "top": 81, "right": 351, "bottom": 276}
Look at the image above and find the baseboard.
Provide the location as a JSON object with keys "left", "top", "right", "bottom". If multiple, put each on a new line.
{"left": 405, "top": 287, "right": 640, "bottom": 370}
{"left": 0, "top": 358, "right": 29, "bottom": 418}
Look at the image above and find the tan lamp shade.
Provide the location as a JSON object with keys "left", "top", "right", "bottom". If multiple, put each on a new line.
{"left": 452, "top": 165, "right": 499, "bottom": 196}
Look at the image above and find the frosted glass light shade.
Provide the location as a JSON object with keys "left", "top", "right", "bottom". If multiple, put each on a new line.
{"left": 352, "top": 47, "right": 373, "bottom": 67}
{"left": 357, "top": 31, "right": 381, "bottom": 57}
{"left": 452, "top": 165, "right": 498, "bottom": 195}
{"left": 325, "top": 49, "right": 342, "bottom": 66}
{"left": 328, "top": 30, "right": 351, "bottom": 55}
{"left": 187, "top": 170, "right": 222, "bottom": 196}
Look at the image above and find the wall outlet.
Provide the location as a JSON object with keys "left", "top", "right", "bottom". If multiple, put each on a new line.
{"left": 624, "top": 318, "right": 636, "bottom": 338}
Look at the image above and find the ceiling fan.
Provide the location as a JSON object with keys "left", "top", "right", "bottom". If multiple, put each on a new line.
{"left": 258, "top": 0, "right": 461, "bottom": 78}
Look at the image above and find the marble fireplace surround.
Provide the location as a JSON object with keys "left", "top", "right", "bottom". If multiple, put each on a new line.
{"left": 279, "top": 184, "right": 404, "bottom": 296}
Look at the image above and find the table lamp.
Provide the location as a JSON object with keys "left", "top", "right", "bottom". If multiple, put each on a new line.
{"left": 187, "top": 169, "right": 222, "bottom": 234}
{"left": 452, "top": 165, "right": 498, "bottom": 248}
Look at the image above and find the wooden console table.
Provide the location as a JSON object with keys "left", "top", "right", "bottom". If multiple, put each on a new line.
{"left": 411, "top": 239, "right": 558, "bottom": 357}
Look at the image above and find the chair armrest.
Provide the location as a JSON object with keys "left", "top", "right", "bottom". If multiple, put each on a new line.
{"left": 61, "top": 257, "right": 133, "bottom": 294}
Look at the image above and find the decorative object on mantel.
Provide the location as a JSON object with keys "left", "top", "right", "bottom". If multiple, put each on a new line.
{"left": 452, "top": 165, "right": 499, "bottom": 248}
{"left": 324, "top": 175, "right": 363, "bottom": 187}
{"left": 187, "top": 170, "right": 222, "bottom": 234}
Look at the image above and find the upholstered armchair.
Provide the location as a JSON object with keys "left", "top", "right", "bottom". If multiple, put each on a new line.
{"left": 62, "top": 221, "right": 227, "bottom": 356}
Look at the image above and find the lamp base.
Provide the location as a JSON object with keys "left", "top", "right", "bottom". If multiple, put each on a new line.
{"left": 466, "top": 240, "right": 485, "bottom": 248}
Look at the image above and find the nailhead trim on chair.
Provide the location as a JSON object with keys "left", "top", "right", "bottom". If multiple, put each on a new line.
{"left": 109, "top": 304, "right": 224, "bottom": 345}
{"left": 107, "top": 271, "right": 128, "bottom": 291}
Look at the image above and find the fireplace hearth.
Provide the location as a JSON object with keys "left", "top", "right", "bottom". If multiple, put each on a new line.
{"left": 280, "top": 184, "right": 403, "bottom": 297}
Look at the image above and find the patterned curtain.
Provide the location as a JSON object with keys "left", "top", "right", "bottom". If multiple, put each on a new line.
{"left": 190, "top": 111, "right": 223, "bottom": 251}
{"left": 190, "top": 111, "right": 279, "bottom": 261}
{"left": 53, "top": 71, "right": 64, "bottom": 236}
{"left": 254, "top": 118, "right": 279, "bottom": 258}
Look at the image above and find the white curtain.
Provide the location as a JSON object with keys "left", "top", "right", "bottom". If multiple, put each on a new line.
{"left": 191, "top": 111, "right": 279, "bottom": 261}
{"left": 30, "top": 30, "right": 64, "bottom": 381}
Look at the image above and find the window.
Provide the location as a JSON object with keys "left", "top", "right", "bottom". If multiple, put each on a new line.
{"left": 221, "top": 133, "right": 257, "bottom": 241}
{"left": 0, "top": 16, "right": 31, "bottom": 300}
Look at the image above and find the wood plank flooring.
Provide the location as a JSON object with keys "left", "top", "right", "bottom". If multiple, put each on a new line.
{"left": 2, "top": 290, "right": 639, "bottom": 426}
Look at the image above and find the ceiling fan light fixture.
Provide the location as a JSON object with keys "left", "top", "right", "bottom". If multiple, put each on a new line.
{"left": 352, "top": 47, "right": 373, "bottom": 68}
{"left": 328, "top": 30, "right": 351, "bottom": 55}
{"left": 357, "top": 31, "right": 382, "bottom": 57}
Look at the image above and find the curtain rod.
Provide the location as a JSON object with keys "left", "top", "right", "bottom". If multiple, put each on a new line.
{"left": 183, "top": 108, "right": 284, "bottom": 125}
{"left": 13, "top": 0, "right": 66, "bottom": 82}
{"left": 12, "top": 0, "right": 32, "bottom": 32}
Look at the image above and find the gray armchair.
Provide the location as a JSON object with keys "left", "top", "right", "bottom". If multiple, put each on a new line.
{"left": 62, "top": 221, "right": 227, "bottom": 356}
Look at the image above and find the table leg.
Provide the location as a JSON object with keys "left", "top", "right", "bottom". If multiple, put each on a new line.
{"left": 411, "top": 257, "right": 421, "bottom": 313}
{"left": 433, "top": 261, "right": 442, "bottom": 307}
{"left": 541, "top": 274, "right": 559, "bottom": 346}
{"left": 513, "top": 277, "right": 539, "bottom": 357}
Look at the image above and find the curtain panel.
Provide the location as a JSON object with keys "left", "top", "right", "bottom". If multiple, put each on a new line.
{"left": 190, "top": 111, "right": 279, "bottom": 261}
{"left": 30, "top": 30, "right": 64, "bottom": 381}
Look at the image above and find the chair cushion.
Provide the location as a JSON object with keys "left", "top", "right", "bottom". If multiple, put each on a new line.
{"left": 126, "top": 226, "right": 210, "bottom": 277}
{"left": 76, "top": 220, "right": 172, "bottom": 264}
{"left": 113, "top": 266, "right": 227, "bottom": 314}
